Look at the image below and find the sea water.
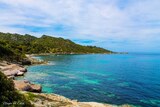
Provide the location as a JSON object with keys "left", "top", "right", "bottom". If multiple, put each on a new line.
{"left": 17, "top": 53, "right": 160, "bottom": 107}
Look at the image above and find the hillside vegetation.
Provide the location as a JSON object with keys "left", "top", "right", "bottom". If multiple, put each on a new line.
{"left": 0, "top": 32, "right": 113, "bottom": 61}
{"left": 0, "top": 71, "right": 33, "bottom": 107}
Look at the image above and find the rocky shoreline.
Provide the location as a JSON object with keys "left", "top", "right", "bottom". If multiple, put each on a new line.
{"left": 0, "top": 61, "right": 42, "bottom": 93}
{"left": 22, "top": 91, "right": 131, "bottom": 107}
{"left": 0, "top": 57, "right": 132, "bottom": 107}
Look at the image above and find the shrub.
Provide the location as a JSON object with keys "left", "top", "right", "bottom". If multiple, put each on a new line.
{"left": 0, "top": 72, "right": 33, "bottom": 107}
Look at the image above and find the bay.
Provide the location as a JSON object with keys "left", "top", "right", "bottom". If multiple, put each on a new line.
{"left": 17, "top": 53, "right": 160, "bottom": 107}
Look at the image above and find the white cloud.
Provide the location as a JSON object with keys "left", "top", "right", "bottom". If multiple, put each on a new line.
{"left": 0, "top": 0, "right": 160, "bottom": 52}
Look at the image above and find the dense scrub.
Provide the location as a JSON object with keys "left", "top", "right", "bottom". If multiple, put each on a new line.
{"left": 0, "top": 72, "right": 33, "bottom": 107}
{"left": 0, "top": 32, "right": 112, "bottom": 56}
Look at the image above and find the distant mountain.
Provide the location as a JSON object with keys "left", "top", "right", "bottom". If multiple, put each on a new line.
{"left": 0, "top": 32, "right": 113, "bottom": 61}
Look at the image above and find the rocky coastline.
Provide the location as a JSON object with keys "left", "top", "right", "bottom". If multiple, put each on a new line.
{"left": 0, "top": 56, "right": 132, "bottom": 107}
{"left": 0, "top": 61, "right": 42, "bottom": 93}
{"left": 22, "top": 91, "right": 132, "bottom": 107}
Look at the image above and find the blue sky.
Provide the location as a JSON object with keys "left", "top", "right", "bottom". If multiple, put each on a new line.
{"left": 0, "top": 0, "right": 160, "bottom": 52}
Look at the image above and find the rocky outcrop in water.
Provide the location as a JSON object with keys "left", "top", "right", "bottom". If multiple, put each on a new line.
{"left": 0, "top": 62, "right": 27, "bottom": 77}
{"left": 14, "top": 80, "right": 42, "bottom": 93}
{"left": 25, "top": 54, "right": 48, "bottom": 65}
{"left": 0, "top": 61, "right": 42, "bottom": 93}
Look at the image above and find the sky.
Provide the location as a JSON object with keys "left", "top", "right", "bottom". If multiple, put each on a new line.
{"left": 0, "top": 0, "right": 160, "bottom": 52}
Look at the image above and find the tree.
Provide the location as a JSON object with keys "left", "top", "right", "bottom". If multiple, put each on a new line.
{"left": 0, "top": 72, "right": 33, "bottom": 107}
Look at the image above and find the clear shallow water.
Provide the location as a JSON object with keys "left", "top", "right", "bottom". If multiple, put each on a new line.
{"left": 17, "top": 54, "right": 160, "bottom": 107}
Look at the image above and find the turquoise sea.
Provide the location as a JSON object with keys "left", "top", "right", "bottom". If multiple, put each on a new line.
{"left": 17, "top": 53, "right": 160, "bottom": 107}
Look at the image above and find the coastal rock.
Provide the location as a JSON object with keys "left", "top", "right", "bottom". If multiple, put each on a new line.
{"left": 7, "top": 75, "right": 15, "bottom": 79}
{"left": 21, "top": 59, "right": 31, "bottom": 65}
{"left": 3, "top": 70, "right": 18, "bottom": 76}
{"left": 21, "top": 92, "right": 132, "bottom": 107}
{"left": 14, "top": 80, "right": 31, "bottom": 91}
{"left": 19, "top": 68, "right": 27, "bottom": 72}
{"left": 25, "top": 54, "right": 48, "bottom": 65}
{"left": 16, "top": 71, "right": 24, "bottom": 76}
{"left": 29, "top": 84, "right": 42, "bottom": 92}
{"left": 0, "top": 63, "right": 27, "bottom": 77}
{"left": 14, "top": 80, "right": 42, "bottom": 93}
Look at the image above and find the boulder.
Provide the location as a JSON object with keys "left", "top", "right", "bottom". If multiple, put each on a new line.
{"left": 30, "top": 84, "right": 42, "bottom": 92}
{"left": 3, "top": 70, "right": 18, "bottom": 76}
{"left": 14, "top": 80, "right": 42, "bottom": 93}
{"left": 19, "top": 68, "right": 27, "bottom": 72}
{"left": 16, "top": 71, "right": 24, "bottom": 76}
{"left": 21, "top": 59, "right": 31, "bottom": 65}
{"left": 14, "top": 80, "right": 31, "bottom": 90}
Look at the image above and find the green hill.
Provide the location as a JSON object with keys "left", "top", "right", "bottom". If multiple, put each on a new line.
{"left": 0, "top": 32, "right": 113, "bottom": 61}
